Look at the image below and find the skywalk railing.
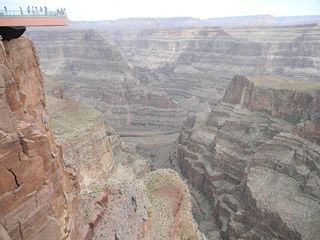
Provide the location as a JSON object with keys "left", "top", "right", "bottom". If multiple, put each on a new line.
{"left": 0, "top": 9, "right": 67, "bottom": 17}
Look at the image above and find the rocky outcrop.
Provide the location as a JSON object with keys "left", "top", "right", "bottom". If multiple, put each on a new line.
{"left": 44, "top": 76, "right": 121, "bottom": 155}
{"left": 46, "top": 95, "right": 116, "bottom": 190}
{"left": 93, "top": 169, "right": 201, "bottom": 240}
{"left": 223, "top": 75, "right": 320, "bottom": 123}
{"left": 45, "top": 89, "right": 202, "bottom": 240}
{"left": 27, "top": 29, "right": 187, "bottom": 135}
{"left": 173, "top": 75, "right": 320, "bottom": 239}
{"left": 45, "top": 90, "right": 202, "bottom": 240}
{"left": 143, "top": 169, "right": 201, "bottom": 240}
{"left": 0, "top": 38, "right": 86, "bottom": 239}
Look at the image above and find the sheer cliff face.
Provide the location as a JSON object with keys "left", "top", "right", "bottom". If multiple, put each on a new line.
{"left": 174, "top": 75, "right": 320, "bottom": 239}
{"left": 27, "top": 29, "right": 186, "bottom": 134}
{"left": 0, "top": 38, "right": 86, "bottom": 240}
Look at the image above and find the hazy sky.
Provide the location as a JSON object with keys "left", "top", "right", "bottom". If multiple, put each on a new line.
{"left": 1, "top": 0, "right": 320, "bottom": 21}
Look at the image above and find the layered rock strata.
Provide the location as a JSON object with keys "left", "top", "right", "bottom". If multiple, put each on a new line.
{"left": 174, "top": 75, "right": 320, "bottom": 239}
{"left": 45, "top": 94, "right": 202, "bottom": 239}
{"left": 46, "top": 95, "right": 116, "bottom": 190}
{"left": 27, "top": 29, "right": 186, "bottom": 134}
{"left": 0, "top": 35, "right": 202, "bottom": 240}
{"left": 39, "top": 43, "right": 202, "bottom": 239}
{"left": 46, "top": 91, "right": 202, "bottom": 240}
{"left": 0, "top": 38, "right": 86, "bottom": 239}
{"left": 28, "top": 24, "right": 320, "bottom": 137}
{"left": 111, "top": 24, "right": 320, "bottom": 78}
{"left": 109, "top": 24, "right": 320, "bottom": 108}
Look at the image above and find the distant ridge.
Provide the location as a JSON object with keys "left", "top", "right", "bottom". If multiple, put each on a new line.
{"left": 71, "top": 14, "right": 320, "bottom": 30}
{"left": 276, "top": 15, "right": 320, "bottom": 25}
{"left": 203, "top": 14, "right": 276, "bottom": 26}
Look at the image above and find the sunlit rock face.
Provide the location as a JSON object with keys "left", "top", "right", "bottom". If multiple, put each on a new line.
{"left": 28, "top": 29, "right": 187, "bottom": 135}
{"left": 173, "top": 75, "right": 320, "bottom": 240}
{"left": 0, "top": 38, "right": 87, "bottom": 240}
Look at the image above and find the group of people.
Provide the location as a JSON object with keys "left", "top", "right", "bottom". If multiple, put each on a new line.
{"left": 56, "top": 8, "right": 67, "bottom": 16}
{"left": 26, "top": 6, "right": 48, "bottom": 15}
{"left": 2, "top": 6, "right": 67, "bottom": 16}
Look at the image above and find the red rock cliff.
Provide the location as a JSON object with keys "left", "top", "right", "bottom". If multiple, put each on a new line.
{"left": 223, "top": 75, "right": 319, "bottom": 123}
{"left": 0, "top": 38, "right": 86, "bottom": 240}
{"left": 223, "top": 75, "right": 320, "bottom": 143}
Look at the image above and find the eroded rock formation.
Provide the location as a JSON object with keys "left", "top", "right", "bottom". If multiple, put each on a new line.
{"left": 27, "top": 29, "right": 187, "bottom": 135}
{"left": 109, "top": 24, "right": 320, "bottom": 110}
{"left": 47, "top": 95, "right": 116, "bottom": 189}
{"left": 173, "top": 75, "right": 320, "bottom": 239}
{"left": 93, "top": 169, "right": 201, "bottom": 240}
{"left": 0, "top": 38, "right": 87, "bottom": 240}
{"left": 0, "top": 36, "right": 201, "bottom": 240}
{"left": 10, "top": 19, "right": 320, "bottom": 240}
{"left": 45, "top": 90, "right": 202, "bottom": 240}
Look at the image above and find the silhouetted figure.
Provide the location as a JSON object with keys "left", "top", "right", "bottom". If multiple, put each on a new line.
{"left": 44, "top": 6, "right": 47, "bottom": 15}
{"left": 20, "top": 6, "right": 23, "bottom": 15}
{"left": 40, "top": 7, "right": 43, "bottom": 13}
{"left": 35, "top": 7, "right": 38, "bottom": 15}
{"left": 27, "top": 6, "right": 30, "bottom": 15}
{"left": 32, "top": 6, "right": 34, "bottom": 14}
{"left": 63, "top": 8, "right": 67, "bottom": 16}
{"left": 4, "top": 6, "right": 7, "bottom": 15}
{"left": 57, "top": 9, "right": 60, "bottom": 16}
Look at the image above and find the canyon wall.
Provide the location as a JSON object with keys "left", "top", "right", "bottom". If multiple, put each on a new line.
{"left": 0, "top": 36, "right": 202, "bottom": 240}
{"left": 45, "top": 93, "right": 202, "bottom": 240}
{"left": 47, "top": 95, "right": 117, "bottom": 190}
{"left": 27, "top": 29, "right": 186, "bottom": 135}
{"left": 23, "top": 21, "right": 320, "bottom": 239}
{"left": 174, "top": 75, "right": 320, "bottom": 239}
{"left": 109, "top": 24, "right": 320, "bottom": 110}
{"left": 0, "top": 38, "right": 87, "bottom": 240}
{"left": 28, "top": 24, "right": 320, "bottom": 137}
